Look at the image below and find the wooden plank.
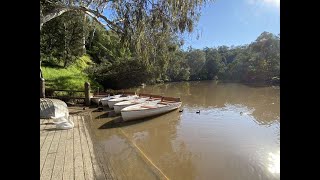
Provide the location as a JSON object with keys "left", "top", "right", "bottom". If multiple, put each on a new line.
{"left": 82, "top": 115, "right": 107, "bottom": 180}
{"left": 40, "top": 129, "right": 55, "bottom": 174}
{"left": 40, "top": 125, "right": 61, "bottom": 179}
{"left": 63, "top": 128, "right": 74, "bottom": 180}
{"left": 40, "top": 119, "right": 49, "bottom": 149}
{"left": 48, "top": 129, "right": 61, "bottom": 154}
{"left": 73, "top": 116, "right": 86, "bottom": 180}
{"left": 51, "top": 129, "right": 67, "bottom": 180}
{"left": 40, "top": 119, "right": 56, "bottom": 150}
{"left": 40, "top": 119, "right": 49, "bottom": 132}
{"left": 79, "top": 116, "right": 95, "bottom": 180}
{"left": 40, "top": 153, "right": 56, "bottom": 180}
{"left": 40, "top": 119, "right": 48, "bottom": 126}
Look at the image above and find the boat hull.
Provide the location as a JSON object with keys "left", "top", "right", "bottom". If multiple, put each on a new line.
{"left": 108, "top": 95, "right": 138, "bottom": 109}
{"left": 100, "top": 95, "right": 121, "bottom": 106}
{"left": 108, "top": 99, "right": 124, "bottom": 109}
{"left": 114, "top": 104, "right": 131, "bottom": 114}
{"left": 121, "top": 102, "right": 181, "bottom": 121}
{"left": 91, "top": 97, "right": 103, "bottom": 104}
{"left": 114, "top": 98, "right": 150, "bottom": 114}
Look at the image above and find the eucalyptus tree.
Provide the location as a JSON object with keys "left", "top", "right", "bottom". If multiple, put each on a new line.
{"left": 40, "top": 0, "right": 211, "bottom": 80}
{"left": 40, "top": 0, "right": 209, "bottom": 47}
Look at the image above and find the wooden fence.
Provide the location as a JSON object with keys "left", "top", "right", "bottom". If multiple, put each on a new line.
{"left": 40, "top": 79, "right": 92, "bottom": 106}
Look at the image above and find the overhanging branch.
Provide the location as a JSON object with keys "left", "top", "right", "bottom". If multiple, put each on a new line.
{"left": 41, "top": 2, "right": 124, "bottom": 33}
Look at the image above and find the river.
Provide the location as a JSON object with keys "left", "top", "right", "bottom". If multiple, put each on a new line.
{"left": 90, "top": 81, "right": 280, "bottom": 180}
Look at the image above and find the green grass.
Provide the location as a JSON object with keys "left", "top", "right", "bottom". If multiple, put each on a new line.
{"left": 42, "top": 55, "right": 101, "bottom": 91}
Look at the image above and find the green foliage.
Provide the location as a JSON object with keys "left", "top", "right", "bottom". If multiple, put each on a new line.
{"left": 86, "top": 57, "right": 152, "bottom": 89}
{"left": 41, "top": 9, "right": 279, "bottom": 89}
{"left": 42, "top": 55, "right": 101, "bottom": 90}
{"left": 86, "top": 23, "right": 131, "bottom": 64}
{"left": 41, "top": 11, "right": 88, "bottom": 67}
{"left": 172, "top": 31, "right": 280, "bottom": 85}
{"left": 86, "top": 31, "right": 279, "bottom": 88}
{"left": 184, "top": 48, "right": 207, "bottom": 80}
{"left": 40, "top": 0, "right": 213, "bottom": 89}
{"left": 166, "top": 50, "right": 190, "bottom": 81}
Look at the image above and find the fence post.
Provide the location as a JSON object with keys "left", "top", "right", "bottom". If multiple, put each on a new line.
{"left": 40, "top": 78, "right": 45, "bottom": 98}
{"left": 84, "top": 82, "right": 91, "bottom": 106}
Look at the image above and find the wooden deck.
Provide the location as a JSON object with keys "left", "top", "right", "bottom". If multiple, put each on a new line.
{"left": 40, "top": 114, "right": 116, "bottom": 180}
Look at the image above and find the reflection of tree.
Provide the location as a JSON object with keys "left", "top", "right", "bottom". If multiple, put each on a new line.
{"left": 131, "top": 81, "right": 279, "bottom": 125}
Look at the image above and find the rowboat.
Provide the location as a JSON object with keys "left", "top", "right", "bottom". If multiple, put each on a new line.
{"left": 121, "top": 97, "right": 182, "bottom": 121}
{"left": 107, "top": 94, "right": 139, "bottom": 109}
{"left": 91, "top": 96, "right": 106, "bottom": 104}
{"left": 40, "top": 98, "right": 69, "bottom": 119}
{"left": 113, "top": 94, "right": 155, "bottom": 114}
{"left": 40, "top": 98, "right": 74, "bottom": 130}
{"left": 91, "top": 93, "right": 110, "bottom": 105}
{"left": 100, "top": 94, "right": 122, "bottom": 106}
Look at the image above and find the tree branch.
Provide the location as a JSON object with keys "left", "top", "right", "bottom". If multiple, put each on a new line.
{"left": 78, "top": 6, "right": 123, "bottom": 33}
{"left": 41, "top": 1, "right": 124, "bottom": 33}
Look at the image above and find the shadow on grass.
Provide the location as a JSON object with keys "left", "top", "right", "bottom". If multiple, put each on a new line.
{"left": 47, "top": 75, "right": 80, "bottom": 90}
{"left": 42, "top": 61, "right": 64, "bottom": 68}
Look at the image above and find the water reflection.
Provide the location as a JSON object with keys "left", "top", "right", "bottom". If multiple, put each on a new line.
{"left": 130, "top": 81, "right": 280, "bottom": 125}
{"left": 120, "top": 110, "right": 199, "bottom": 180}
{"left": 268, "top": 151, "right": 280, "bottom": 174}
{"left": 89, "top": 81, "right": 280, "bottom": 179}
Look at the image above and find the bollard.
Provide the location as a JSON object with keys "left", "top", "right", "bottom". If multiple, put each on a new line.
{"left": 40, "top": 78, "right": 45, "bottom": 98}
{"left": 84, "top": 82, "right": 91, "bottom": 106}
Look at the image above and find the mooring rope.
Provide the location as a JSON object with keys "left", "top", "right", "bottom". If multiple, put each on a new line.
{"left": 118, "top": 128, "right": 170, "bottom": 180}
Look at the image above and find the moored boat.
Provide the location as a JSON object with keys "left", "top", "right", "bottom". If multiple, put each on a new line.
{"left": 121, "top": 96, "right": 182, "bottom": 121}
{"left": 107, "top": 94, "right": 139, "bottom": 109}
{"left": 100, "top": 94, "right": 122, "bottom": 106}
{"left": 91, "top": 93, "right": 110, "bottom": 105}
{"left": 113, "top": 94, "right": 153, "bottom": 114}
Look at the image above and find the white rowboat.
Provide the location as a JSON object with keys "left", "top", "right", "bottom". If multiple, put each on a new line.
{"left": 121, "top": 97, "right": 182, "bottom": 121}
{"left": 91, "top": 96, "right": 105, "bottom": 104}
{"left": 108, "top": 95, "right": 139, "bottom": 109}
{"left": 100, "top": 95, "right": 122, "bottom": 106}
{"left": 114, "top": 97, "right": 158, "bottom": 114}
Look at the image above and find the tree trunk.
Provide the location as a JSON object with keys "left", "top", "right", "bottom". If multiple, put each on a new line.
{"left": 40, "top": 60, "right": 43, "bottom": 79}
{"left": 89, "top": 27, "right": 96, "bottom": 48}
{"left": 82, "top": 14, "right": 87, "bottom": 54}
{"left": 40, "top": 8, "right": 70, "bottom": 30}
{"left": 63, "top": 23, "right": 68, "bottom": 68}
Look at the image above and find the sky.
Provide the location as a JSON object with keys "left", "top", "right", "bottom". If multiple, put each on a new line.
{"left": 181, "top": 0, "right": 280, "bottom": 49}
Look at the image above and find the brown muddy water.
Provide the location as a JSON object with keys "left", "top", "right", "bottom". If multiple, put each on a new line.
{"left": 90, "top": 81, "right": 280, "bottom": 180}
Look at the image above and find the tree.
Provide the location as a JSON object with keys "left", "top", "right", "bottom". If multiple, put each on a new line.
{"left": 40, "top": 0, "right": 208, "bottom": 39}
{"left": 248, "top": 32, "right": 280, "bottom": 83}
{"left": 86, "top": 22, "right": 131, "bottom": 64}
{"left": 40, "top": 0, "right": 210, "bottom": 78}
{"left": 167, "top": 50, "right": 190, "bottom": 81}
{"left": 185, "top": 49, "right": 206, "bottom": 80}
{"left": 41, "top": 11, "right": 88, "bottom": 67}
